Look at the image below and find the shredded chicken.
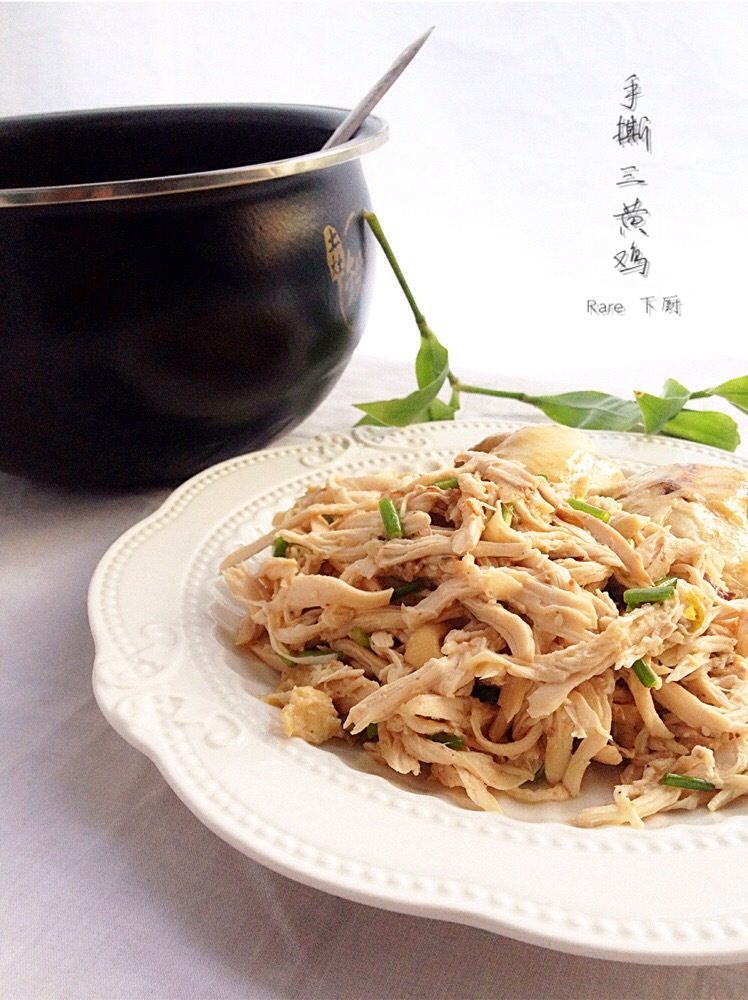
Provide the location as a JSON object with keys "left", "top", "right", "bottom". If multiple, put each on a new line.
{"left": 220, "top": 424, "right": 748, "bottom": 827}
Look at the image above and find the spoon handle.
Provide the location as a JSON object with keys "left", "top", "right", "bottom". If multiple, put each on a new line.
{"left": 322, "top": 26, "right": 434, "bottom": 150}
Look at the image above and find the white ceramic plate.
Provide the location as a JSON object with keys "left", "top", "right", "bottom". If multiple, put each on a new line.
{"left": 90, "top": 419, "right": 748, "bottom": 965}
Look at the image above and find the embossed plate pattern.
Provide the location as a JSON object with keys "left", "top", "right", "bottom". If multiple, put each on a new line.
{"left": 90, "top": 420, "right": 748, "bottom": 964}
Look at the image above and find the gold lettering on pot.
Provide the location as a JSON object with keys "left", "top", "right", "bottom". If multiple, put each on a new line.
{"left": 323, "top": 213, "right": 365, "bottom": 324}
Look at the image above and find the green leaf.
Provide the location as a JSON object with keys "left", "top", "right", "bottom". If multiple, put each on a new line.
{"left": 355, "top": 339, "right": 450, "bottom": 427}
{"left": 415, "top": 333, "right": 448, "bottom": 389}
{"left": 354, "top": 413, "right": 388, "bottom": 427}
{"left": 356, "top": 214, "right": 458, "bottom": 427}
{"left": 708, "top": 376, "right": 748, "bottom": 416}
{"left": 662, "top": 408, "right": 740, "bottom": 452}
{"left": 425, "top": 398, "right": 458, "bottom": 421}
{"left": 414, "top": 332, "right": 458, "bottom": 421}
{"left": 635, "top": 378, "right": 690, "bottom": 434}
{"left": 355, "top": 377, "right": 446, "bottom": 426}
{"left": 359, "top": 210, "right": 746, "bottom": 450}
{"left": 524, "top": 391, "right": 642, "bottom": 431}
{"left": 357, "top": 213, "right": 449, "bottom": 427}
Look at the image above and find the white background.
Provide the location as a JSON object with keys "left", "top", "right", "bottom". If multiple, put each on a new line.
{"left": 2, "top": 0, "right": 747, "bottom": 394}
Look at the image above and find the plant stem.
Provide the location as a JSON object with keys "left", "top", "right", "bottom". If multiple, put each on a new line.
{"left": 447, "top": 370, "right": 461, "bottom": 408}
{"left": 456, "top": 382, "right": 531, "bottom": 403}
{"left": 364, "top": 212, "right": 431, "bottom": 338}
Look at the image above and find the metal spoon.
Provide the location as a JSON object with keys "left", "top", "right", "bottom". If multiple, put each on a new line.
{"left": 322, "top": 26, "right": 434, "bottom": 149}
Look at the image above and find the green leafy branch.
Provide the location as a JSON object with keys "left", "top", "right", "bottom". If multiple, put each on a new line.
{"left": 355, "top": 213, "right": 746, "bottom": 452}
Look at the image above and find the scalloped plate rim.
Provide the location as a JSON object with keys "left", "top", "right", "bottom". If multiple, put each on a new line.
{"left": 89, "top": 419, "right": 748, "bottom": 965}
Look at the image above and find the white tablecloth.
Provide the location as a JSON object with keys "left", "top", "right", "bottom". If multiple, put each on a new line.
{"left": 4, "top": 354, "right": 748, "bottom": 1000}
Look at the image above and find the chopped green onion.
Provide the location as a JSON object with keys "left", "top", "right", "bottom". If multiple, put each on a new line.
{"left": 391, "top": 579, "right": 427, "bottom": 601}
{"left": 279, "top": 650, "right": 337, "bottom": 667}
{"left": 567, "top": 498, "right": 611, "bottom": 523}
{"left": 623, "top": 577, "right": 678, "bottom": 609}
{"left": 433, "top": 477, "right": 459, "bottom": 490}
{"left": 472, "top": 680, "right": 500, "bottom": 703}
{"left": 351, "top": 626, "right": 371, "bottom": 649}
{"left": 364, "top": 723, "right": 379, "bottom": 741}
{"left": 272, "top": 536, "right": 288, "bottom": 557}
{"left": 379, "top": 497, "right": 403, "bottom": 539}
{"left": 429, "top": 732, "right": 465, "bottom": 751}
{"left": 661, "top": 773, "right": 716, "bottom": 792}
{"left": 502, "top": 502, "right": 514, "bottom": 525}
{"left": 631, "top": 658, "right": 658, "bottom": 688}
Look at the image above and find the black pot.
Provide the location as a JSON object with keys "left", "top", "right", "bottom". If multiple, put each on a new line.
{"left": 0, "top": 104, "right": 387, "bottom": 489}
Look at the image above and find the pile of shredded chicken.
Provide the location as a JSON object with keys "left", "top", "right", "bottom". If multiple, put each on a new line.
{"left": 220, "top": 424, "right": 748, "bottom": 828}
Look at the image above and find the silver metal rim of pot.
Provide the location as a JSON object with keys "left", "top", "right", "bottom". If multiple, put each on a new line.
{"left": 0, "top": 106, "right": 389, "bottom": 208}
